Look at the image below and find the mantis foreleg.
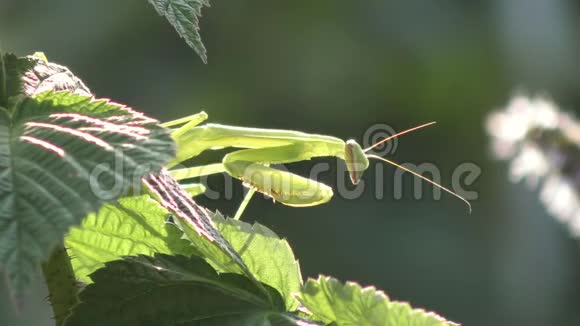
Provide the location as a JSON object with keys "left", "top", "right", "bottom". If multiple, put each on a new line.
{"left": 221, "top": 144, "right": 334, "bottom": 207}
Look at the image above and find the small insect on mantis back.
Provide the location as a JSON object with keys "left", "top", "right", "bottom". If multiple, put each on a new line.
{"left": 165, "top": 112, "right": 471, "bottom": 219}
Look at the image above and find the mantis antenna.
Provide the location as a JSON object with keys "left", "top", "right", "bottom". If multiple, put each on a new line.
{"left": 367, "top": 154, "right": 471, "bottom": 213}
{"left": 366, "top": 155, "right": 471, "bottom": 214}
{"left": 362, "top": 121, "right": 471, "bottom": 212}
{"left": 363, "top": 121, "right": 471, "bottom": 214}
{"left": 364, "top": 121, "right": 437, "bottom": 153}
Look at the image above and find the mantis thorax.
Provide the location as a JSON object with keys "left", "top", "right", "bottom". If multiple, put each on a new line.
{"left": 345, "top": 140, "right": 369, "bottom": 185}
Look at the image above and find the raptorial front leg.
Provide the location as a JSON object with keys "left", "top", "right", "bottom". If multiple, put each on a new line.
{"left": 223, "top": 145, "right": 334, "bottom": 207}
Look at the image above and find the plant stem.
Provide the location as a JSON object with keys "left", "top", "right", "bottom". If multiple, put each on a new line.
{"left": 41, "top": 243, "right": 78, "bottom": 326}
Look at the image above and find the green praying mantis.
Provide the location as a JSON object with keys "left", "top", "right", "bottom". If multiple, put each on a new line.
{"left": 163, "top": 112, "right": 471, "bottom": 219}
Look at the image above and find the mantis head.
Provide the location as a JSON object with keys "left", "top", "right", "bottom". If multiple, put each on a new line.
{"left": 345, "top": 139, "right": 369, "bottom": 185}
{"left": 343, "top": 122, "right": 436, "bottom": 186}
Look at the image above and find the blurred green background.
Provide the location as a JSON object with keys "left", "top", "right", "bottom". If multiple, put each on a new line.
{"left": 2, "top": 0, "right": 580, "bottom": 325}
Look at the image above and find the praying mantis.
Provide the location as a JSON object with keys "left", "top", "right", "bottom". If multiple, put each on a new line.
{"left": 163, "top": 112, "right": 471, "bottom": 219}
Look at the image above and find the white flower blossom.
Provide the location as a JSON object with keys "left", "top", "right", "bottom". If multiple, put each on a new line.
{"left": 487, "top": 94, "right": 580, "bottom": 237}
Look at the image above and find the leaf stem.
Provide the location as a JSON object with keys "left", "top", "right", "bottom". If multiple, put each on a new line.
{"left": 41, "top": 244, "right": 79, "bottom": 326}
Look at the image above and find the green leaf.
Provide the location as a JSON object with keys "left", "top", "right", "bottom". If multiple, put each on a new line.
{"left": 144, "top": 170, "right": 255, "bottom": 278}
{"left": 178, "top": 212, "right": 303, "bottom": 311}
{"left": 65, "top": 195, "right": 195, "bottom": 283}
{"left": 0, "top": 53, "right": 35, "bottom": 106}
{"left": 147, "top": 0, "right": 211, "bottom": 63}
{"left": 297, "top": 276, "right": 459, "bottom": 326}
{"left": 64, "top": 254, "right": 318, "bottom": 326}
{"left": 21, "top": 53, "right": 91, "bottom": 96}
{"left": 0, "top": 91, "right": 175, "bottom": 297}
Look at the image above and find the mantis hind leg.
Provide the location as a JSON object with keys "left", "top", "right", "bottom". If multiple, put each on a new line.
{"left": 223, "top": 145, "right": 334, "bottom": 207}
